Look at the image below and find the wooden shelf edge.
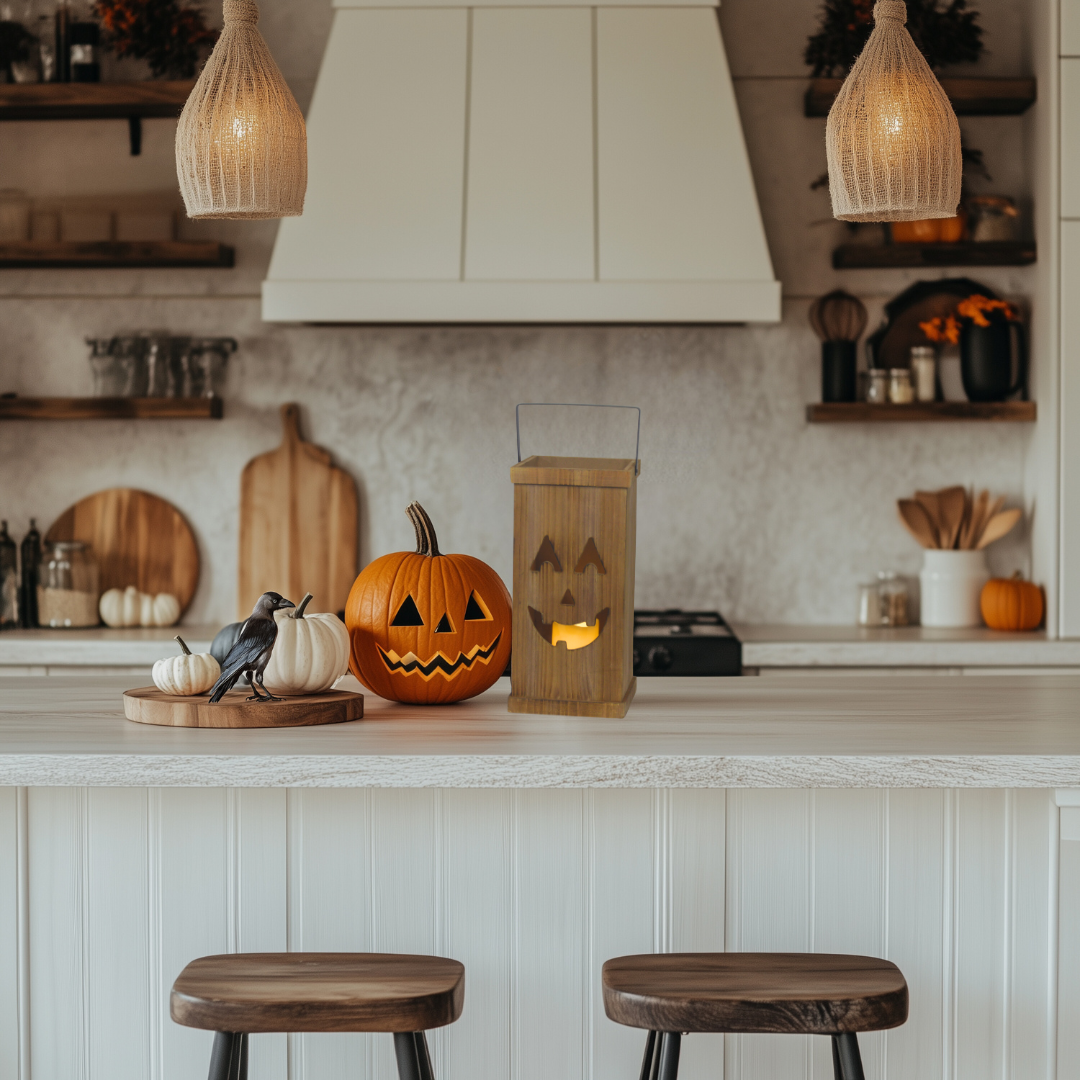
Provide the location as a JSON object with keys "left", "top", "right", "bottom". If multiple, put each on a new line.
{"left": 0, "top": 241, "right": 234, "bottom": 269}
{"left": 805, "top": 76, "right": 1037, "bottom": 117}
{"left": 0, "top": 396, "right": 224, "bottom": 420}
{"left": 832, "top": 241, "right": 1036, "bottom": 269}
{"left": 0, "top": 80, "right": 195, "bottom": 120}
{"left": 806, "top": 401, "right": 1036, "bottom": 423}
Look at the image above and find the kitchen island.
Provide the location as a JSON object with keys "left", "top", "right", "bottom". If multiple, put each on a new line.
{"left": 1, "top": 675, "right": 1076, "bottom": 1080}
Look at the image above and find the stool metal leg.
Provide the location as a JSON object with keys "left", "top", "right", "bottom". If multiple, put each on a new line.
{"left": 394, "top": 1031, "right": 435, "bottom": 1080}
{"left": 657, "top": 1032, "right": 681, "bottom": 1080}
{"left": 208, "top": 1032, "right": 247, "bottom": 1080}
{"left": 638, "top": 1031, "right": 658, "bottom": 1080}
{"left": 831, "top": 1034, "right": 865, "bottom": 1080}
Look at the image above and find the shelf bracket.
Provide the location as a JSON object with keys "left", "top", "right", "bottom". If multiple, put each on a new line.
{"left": 128, "top": 116, "right": 141, "bottom": 156}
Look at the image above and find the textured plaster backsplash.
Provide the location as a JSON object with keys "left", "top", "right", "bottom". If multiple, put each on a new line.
{"left": 0, "top": 299, "right": 1029, "bottom": 627}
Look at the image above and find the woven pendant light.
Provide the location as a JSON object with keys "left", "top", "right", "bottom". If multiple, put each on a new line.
{"left": 175, "top": 0, "right": 306, "bottom": 220}
{"left": 826, "top": 0, "right": 961, "bottom": 222}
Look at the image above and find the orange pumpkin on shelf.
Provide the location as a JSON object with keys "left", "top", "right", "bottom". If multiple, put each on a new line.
{"left": 345, "top": 502, "right": 512, "bottom": 704}
{"left": 980, "top": 572, "right": 1044, "bottom": 632}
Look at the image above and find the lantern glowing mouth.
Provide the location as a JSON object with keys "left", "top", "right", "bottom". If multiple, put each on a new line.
{"left": 528, "top": 607, "right": 610, "bottom": 651}
{"left": 378, "top": 633, "right": 503, "bottom": 681}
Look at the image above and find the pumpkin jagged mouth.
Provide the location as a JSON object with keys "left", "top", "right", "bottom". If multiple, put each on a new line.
{"left": 528, "top": 607, "right": 610, "bottom": 651}
{"left": 378, "top": 633, "right": 503, "bottom": 681}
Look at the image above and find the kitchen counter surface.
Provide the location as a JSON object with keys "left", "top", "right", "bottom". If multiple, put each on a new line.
{"left": 0, "top": 625, "right": 219, "bottom": 667}
{"left": 734, "top": 624, "right": 1080, "bottom": 668}
{"left": 4, "top": 674, "right": 1080, "bottom": 788}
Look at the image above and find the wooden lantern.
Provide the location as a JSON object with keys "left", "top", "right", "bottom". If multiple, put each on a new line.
{"left": 508, "top": 456, "right": 638, "bottom": 718}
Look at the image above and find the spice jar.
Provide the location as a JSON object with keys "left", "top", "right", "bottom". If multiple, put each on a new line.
{"left": 910, "top": 346, "right": 936, "bottom": 402}
{"left": 858, "top": 571, "right": 910, "bottom": 627}
{"left": 38, "top": 541, "right": 99, "bottom": 627}
{"left": 888, "top": 368, "right": 914, "bottom": 404}
{"left": 866, "top": 368, "right": 889, "bottom": 404}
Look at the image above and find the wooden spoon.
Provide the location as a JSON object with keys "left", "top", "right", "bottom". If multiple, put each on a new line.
{"left": 913, "top": 491, "right": 942, "bottom": 548}
{"left": 898, "top": 499, "right": 939, "bottom": 548}
{"left": 936, "top": 486, "right": 967, "bottom": 550}
{"left": 976, "top": 508, "right": 1022, "bottom": 549}
{"left": 960, "top": 489, "right": 988, "bottom": 550}
{"left": 973, "top": 495, "right": 1006, "bottom": 547}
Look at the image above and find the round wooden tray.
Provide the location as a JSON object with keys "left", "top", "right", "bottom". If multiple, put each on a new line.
{"left": 123, "top": 687, "right": 364, "bottom": 728}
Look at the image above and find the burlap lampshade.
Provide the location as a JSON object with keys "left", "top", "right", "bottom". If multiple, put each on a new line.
{"left": 826, "top": 0, "right": 961, "bottom": 222}
{"left": 175, "top": 0, "right": 307, "bottom": 220}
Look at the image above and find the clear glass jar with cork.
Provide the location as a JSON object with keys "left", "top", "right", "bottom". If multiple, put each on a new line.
{"left": 38, "top": 540, "right": 100, "bottom": 627}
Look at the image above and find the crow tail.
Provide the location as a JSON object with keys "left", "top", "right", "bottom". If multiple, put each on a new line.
{"left": 208, "top": 668, "right": 242, "bottom": 703}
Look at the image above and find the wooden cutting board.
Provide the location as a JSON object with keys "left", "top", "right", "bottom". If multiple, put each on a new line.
{"left": 123, "top": 687, "right": 364, "bottom": 728}
{"left": 237, "top": 403, "right": 359, "bottom": 620}
{"left": 46, "top": 488, "right": 200, "bottom": 613}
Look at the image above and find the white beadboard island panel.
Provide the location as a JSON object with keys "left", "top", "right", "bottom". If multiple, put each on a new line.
{"left": 1, "top": 787, "right": 1063, "bottom": 1080}
{"left": 6, "top": 676, "right": 1080, "bottom": 788}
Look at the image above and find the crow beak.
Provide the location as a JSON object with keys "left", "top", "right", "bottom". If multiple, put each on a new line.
{"left": 279, "top": 599, "right": 295, "bottom": 610}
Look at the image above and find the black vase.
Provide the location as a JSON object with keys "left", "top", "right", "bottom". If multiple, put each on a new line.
{"left": 960, "top": 320, "right": 1026, "bottom": 403}
{"left": 821, "top": 341, "right": 856, "bottom": 403}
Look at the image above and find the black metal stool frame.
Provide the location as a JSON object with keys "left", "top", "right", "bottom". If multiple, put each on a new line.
{"left": 637, "top": 1029, "right": 865, "bottom": 1080}
{"left": 205, "top": 1029, "right": 436, "bottom": 1080}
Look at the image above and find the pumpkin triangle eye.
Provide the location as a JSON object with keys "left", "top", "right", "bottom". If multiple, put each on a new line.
{"left": 391, "top": 595, "right": 425, "bottom": 626}
{"left": 531, "top": 536, "right": 562, "bottom": 572}
{"left": 464, "top": 591, "right": 492, "bottom": 621}
{"left": 435, "top": 612, "right": 453, "bottom": 633}
{"left": 573, "top": 537, "right": 606, "bottom": 574}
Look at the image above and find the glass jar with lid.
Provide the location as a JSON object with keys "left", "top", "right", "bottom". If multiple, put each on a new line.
{"left": 858, "top": 571, "right": 910, "bottom": 627}
{"left": 888, "top": 368, "right": 914, "bottom": 404}
{"left": 38, "top": 541, "right": 100, "bottom": 627}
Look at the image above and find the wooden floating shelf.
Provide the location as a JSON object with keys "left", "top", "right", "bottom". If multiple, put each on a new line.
{"left": 0, "top": 80, "right": 195, "bottom": 120}
{"left": 807, "top": 401, "right": 1036, "bottom": 423}
{"left": 832, "top": 241, "right": 1036, "bottom": 269}
{"left": 805, "top": 76, "right": 1037, "bottom": 117}
{"left": 0, "top": 241, "right": 234, "bottom": 269}
{"left": 0, "top": 396, "right": 223, "bottom": 420}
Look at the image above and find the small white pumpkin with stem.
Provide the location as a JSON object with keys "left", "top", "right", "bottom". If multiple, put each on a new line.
{"left": 261, "top": 592, "right": 350, "bottom": 695}
{"left": 153, "top": 635, "right": 221, "bottom": 696}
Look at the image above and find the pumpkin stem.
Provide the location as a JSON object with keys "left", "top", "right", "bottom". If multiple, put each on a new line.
{"left": 406, "top": 501, "right": 441, "bottom": 557}
{"left": 175, "top": 635, "right": 192, "bottom": 656}
{"left": 292, "top": 593, "right": 314, "bottom": 619}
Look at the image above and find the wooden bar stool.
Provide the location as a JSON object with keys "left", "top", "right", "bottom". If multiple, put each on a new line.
{"left": 171, "top": 952, "right": 465, "bottom": 1080}
{"left": 602, "top": 952, "right": 908, "bottom": 1080}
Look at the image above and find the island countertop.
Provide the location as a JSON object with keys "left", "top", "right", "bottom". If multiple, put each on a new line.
{"left": 4, "top": 674, "right": 1080, "bottom": 788}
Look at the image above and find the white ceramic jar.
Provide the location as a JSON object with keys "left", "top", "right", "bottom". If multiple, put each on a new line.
{"left": 919, "top": 549, "right": 989, "bottom": 628}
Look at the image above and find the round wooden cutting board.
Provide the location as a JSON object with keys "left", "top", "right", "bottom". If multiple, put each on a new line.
{"left": 123, "top": 687, "right": 365, "bottom": 728}
{"left": 46, "top": 488, "right": 200, "bottom": 614}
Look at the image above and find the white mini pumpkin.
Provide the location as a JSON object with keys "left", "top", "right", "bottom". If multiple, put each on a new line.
{"left": 99, "top": 587, "right": 126, "bottom": 627}
{"left": 152, "top": 636, "right": 220, "bottom": 696}
{"left": 122, "top": 585, "right": 141, "bottom": 627}
{"left": 261, "top": 593, "right": 350, "bottom": 695}
{"left": 150, "top": 592, "right": 181, "bottom": 627}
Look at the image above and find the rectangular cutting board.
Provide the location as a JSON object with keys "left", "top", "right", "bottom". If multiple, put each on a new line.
{"left": 237, "top": 403, "right": 359, "bottom": 619}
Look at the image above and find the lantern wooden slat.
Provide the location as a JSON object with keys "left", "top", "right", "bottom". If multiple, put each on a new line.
{"left": 509, "top": 455, "right": 637, "bottom": 718}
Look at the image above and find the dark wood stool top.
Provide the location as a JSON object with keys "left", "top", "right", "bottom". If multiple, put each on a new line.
{"left": 603, "top": 953, "right": 908, "bottom": 1035}
{"left": 171, "top": 953, "right": 464, "bottom": 1034}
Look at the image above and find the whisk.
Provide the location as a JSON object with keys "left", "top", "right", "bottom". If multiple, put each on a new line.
{"left": 809, "top": 290, "right": 867, "bottom": 403}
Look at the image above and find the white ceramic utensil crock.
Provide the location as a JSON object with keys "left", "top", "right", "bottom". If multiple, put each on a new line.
{"left": 920, "top": 549, "right": 990, "bottom": 627}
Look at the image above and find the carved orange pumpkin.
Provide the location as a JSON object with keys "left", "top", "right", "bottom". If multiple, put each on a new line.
{"left": 980, "top": 572, "right": 1044, "bottom": 631}
{"left": 345, "top": 502, "right": 512, "bottom": 704}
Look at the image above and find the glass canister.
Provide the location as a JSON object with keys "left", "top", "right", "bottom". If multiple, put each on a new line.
{"left": 37, "top": 541, "right": 100, "bottom": 627}
{"left": 910, "top": 346, "right": 937, "bottom": 402}
{"left": 888, "top": 368, "right": 914, "bottom": 404}
{"left": 858, "top": 571, "right": 910, "bottom": 627}
{"left": 866, "top": 368, "right": 889, "bottom": 404}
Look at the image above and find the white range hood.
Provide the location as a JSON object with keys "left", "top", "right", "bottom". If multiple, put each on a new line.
{"left": 262, "top": 0, "right": 780, "bottom": 324}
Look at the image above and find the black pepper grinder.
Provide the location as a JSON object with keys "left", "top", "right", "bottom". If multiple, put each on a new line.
{"left": 0, "top": 521, "right": 18, "bottom": 629}
{"left": 20, "top": 518, "right": 40, "bottom": 628}
{"left": 809, "top": 290, "right": 868, "bottom": 403}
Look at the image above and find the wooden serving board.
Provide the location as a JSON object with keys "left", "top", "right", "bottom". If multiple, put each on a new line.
{"left": 237, "top": 403, "right": 358, "bottom": 620}
{"left": 46, "top": 488, "right": 199, "bottom": 613}
{"left": 123, "top": 687, "right": 364, "bottom": 728}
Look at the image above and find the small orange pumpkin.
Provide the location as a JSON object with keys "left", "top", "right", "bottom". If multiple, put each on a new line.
{"left": 345, "top": 502, "right": 512, "bottom": 704}
{"left": 980, "top": 572, "right": 1044, "bottom": 631}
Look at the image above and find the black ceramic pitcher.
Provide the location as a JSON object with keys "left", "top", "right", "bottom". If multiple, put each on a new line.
{"left": 960, "top": 320, "right": 1026, "bottom": 402}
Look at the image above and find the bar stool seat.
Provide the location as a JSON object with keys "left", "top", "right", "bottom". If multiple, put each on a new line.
{"left": 603, "top": 953, "right": 907, "bottom": 1080}
{"left": 172, "top": 952, "right": 464, "bottom": 1080}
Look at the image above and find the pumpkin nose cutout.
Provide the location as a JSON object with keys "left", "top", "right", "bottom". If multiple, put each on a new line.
{"left": 434, "top": 612, "right": 454, "bottom": 634}
{"left": 560, "top": 589, "right": 576, "bottom": 606}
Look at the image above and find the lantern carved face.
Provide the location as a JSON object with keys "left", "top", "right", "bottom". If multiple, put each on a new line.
{"left": 509, "top": 456, "right": 638, "bottom": 718}
{"left": 527, "top": 535, "right": 610, "bottom": 651}
{"left": 345, "top": 503, "right": 512, "bottom": 705}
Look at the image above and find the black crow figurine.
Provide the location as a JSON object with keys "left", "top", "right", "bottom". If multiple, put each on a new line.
{"left": 208, "top": 592, "right": 295, "bottom": 703}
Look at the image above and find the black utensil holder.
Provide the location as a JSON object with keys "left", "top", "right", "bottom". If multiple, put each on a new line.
{"left": 822, "top": 341, "right": 856, "bottom": 402}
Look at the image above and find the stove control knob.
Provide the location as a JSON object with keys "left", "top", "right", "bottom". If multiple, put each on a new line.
{"left": 648, "top": 645, "right": 672, "bottom": 672}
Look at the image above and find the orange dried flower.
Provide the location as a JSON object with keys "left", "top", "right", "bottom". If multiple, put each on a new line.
{"left": 919, "top": 315, "right": 960, "bottom": 345}
{"left": 955, "top": 294, "right": 1018, "bottom": 327}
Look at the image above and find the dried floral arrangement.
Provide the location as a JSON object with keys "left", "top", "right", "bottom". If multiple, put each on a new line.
{"left": 805, "top": 0, "right": 984, "bottom": 77}
{"left": 93, "top": 0, "right": 218, "bottom": 79}
{"left": 920, "top": 295, "right": 1019, "bottom": 343}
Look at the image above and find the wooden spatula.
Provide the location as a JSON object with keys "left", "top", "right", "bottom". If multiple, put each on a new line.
{"left": 898, "top": 499, "right": 938, "bottom": 548}
{"left": 913, "top": 491, "right": 942, "bottom": 548}
{"left": 976, "top": 508, "right": 1022, "bottom": 549}
{"left": 960, "top": 489, "right": 988, "bottom": 550}
{"left": 936, "top": 486, "right": 967, "bottom": 550}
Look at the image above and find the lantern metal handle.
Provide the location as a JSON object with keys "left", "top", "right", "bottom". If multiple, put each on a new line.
{"left": 515, "top": 403, "right": 640, "bottom": 474}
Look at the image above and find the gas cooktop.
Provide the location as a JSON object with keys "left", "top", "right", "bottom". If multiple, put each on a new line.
{"left": 633, "top": 609, "right": 742, "bottom": 676}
